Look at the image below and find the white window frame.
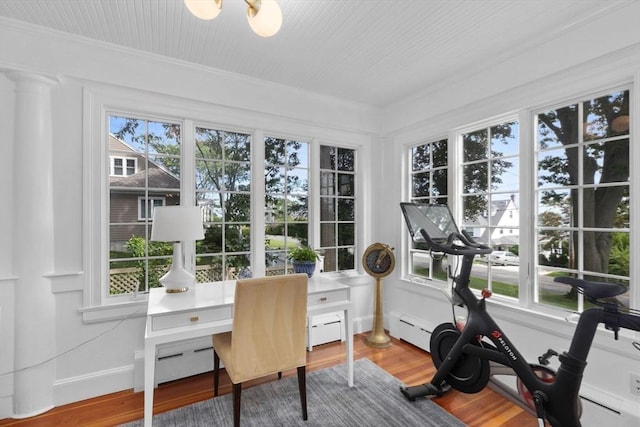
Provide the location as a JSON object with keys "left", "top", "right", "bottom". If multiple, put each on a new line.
{"left": 83, "top": 87, "right": 196, "bottom": 319}
{"left": 110, "top": 156, "right": 137, "bottom": 176}
{"left": 193, "top": 125, "right": 253, "bottom": 282}
{"left": 138, "top": 196, "right": 166, "bottom": 221}
{"left": 405, "top": 137, "right": 449, "bottom": 282}
{"left": 318, "top": 143, "right": 358, "bottom": 273}
{"left": 81, "top": 86, "right": 365, "bottom": 322}
{"left": 532, "top": 87, "right": 632, "bottom": 312}
{"left": 456, "top": 116, "right": 520, "bottom": 298}
{"left": 263, "top": 135, "right": 311, "bottom": 275}
{"left": 402, "top": 84, "right": 636, "bottom": 313}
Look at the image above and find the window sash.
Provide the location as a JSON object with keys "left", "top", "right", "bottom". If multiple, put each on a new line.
{"left": 403, "top": 87, "right": 632, "bottom": 312}
{"left": 110, "top": 156, "right": 137, "bottom": 176}
{"left": 138, "top": 197, "right": 165, "bottom": 221}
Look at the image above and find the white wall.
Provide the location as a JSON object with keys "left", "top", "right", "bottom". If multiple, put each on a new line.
{"left": 1, "top": 1, "right": 640, "bottom": 422}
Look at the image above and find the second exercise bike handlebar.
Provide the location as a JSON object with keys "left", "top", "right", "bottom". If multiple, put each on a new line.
{"left": 418, "top": 228, "right": 493, "bottom": 257}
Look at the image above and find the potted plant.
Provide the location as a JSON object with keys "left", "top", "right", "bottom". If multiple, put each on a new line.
{"left": 288, "top": 246, "right": 320, "bottom": 277}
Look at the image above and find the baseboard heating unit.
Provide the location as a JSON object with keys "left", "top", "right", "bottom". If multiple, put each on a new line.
{"left": 389, "top": 312, "right": 433, "bottom": 352}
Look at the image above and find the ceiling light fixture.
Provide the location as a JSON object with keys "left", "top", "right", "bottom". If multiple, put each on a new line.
{"left": 184, "top": 0, "right": 283, "bottom": 37}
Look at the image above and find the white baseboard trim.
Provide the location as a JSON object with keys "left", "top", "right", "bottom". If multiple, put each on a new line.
{"left": 15, "top": 313, "right": 370, "bottom": 413}
{"left": 53, "top": 364, "right": 134, "bottom": 407}
{"left": 0, "top": 396, "right": 13, "bottom": 420}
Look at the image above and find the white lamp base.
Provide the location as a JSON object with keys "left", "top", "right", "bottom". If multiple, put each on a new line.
{"left": 160, "top": 242, "right": 196, "bottom": 293}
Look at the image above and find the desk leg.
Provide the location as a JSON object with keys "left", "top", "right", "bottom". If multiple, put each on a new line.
{"left": 344, "top": 307, "right": 354, "bottom": 387}
{"left": 307, "top": 316, "right": 313, "bottom": 352}
{"left": 144, "top": 341, "right": 156, "bottom": 427}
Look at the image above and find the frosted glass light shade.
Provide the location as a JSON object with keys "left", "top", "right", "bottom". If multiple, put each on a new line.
{"left": 151, "top": 206, "right": 204, "bottom": 242}
{"left": 247, "top": 0, "right": 282, "bottom": 37}
{"left": 184, "top": 0, "right": 222, "bottom": 20}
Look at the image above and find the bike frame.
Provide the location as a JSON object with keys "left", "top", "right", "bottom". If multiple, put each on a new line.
{"left": 399, "top": 202, "right": 640, "bottom": 427}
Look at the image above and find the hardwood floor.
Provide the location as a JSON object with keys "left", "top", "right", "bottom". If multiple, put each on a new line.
{"left": 0, "top": 333, "right": 537, "bottom": 426}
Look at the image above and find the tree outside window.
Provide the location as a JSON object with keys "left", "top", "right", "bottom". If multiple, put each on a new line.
{"left": 108, "top": 116, "right": 181, "bottom": 295}
{"left": 195, "top": 127, "right": 252, "bottom": 282}
{"left": 408, "top": 138, "right": 448, "bottom": 280}
{"left": 460, "top": 121, "right": 520, "bottom": 298}
{"left": 264, "top": 137, "right": 309, "bottom": 275}
{"left": 320, "top": 145, "right": 356, "bottom": 272}
{"left": 536, "top": 89, "right": 630, "bottom": 310}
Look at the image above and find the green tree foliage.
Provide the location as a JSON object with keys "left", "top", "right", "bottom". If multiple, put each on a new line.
{"left": 124, "top": 236, "right": 172, "bottom": 290}
{"left": 609, "top": 233, "right": 629, "bottom": 277}
{"left": 194, "top": 128, "right": 252, "bottom": 270}
{"left": 195, "top": 128, "right": 251, "bottom": 221}
{"left": 461, "top": 124, "right": 514, "bottom": 222}
{"left": 538, "top": 90, "right": 630, "bottom": 277}
{"left": 112, "top": 118, "right": 181, "bottom": 176}
{"left": 264, "top": 137, "right": 308, "bottom": 230}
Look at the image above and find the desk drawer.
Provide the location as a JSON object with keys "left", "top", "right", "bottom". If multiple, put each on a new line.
{"left": 308, "top": 288, "right": 349, "bottom": 306}
{"left": 152, "top": 306, "right": 233, "bottom": 331}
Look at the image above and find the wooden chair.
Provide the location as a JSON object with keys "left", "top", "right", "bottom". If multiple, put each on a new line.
{"left": 212, "top": 273, "right": 309, "bottom": 427}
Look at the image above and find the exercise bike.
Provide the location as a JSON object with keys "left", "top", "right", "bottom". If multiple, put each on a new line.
{"left": 399, "top": 202, "right": 640, "bottom": 427}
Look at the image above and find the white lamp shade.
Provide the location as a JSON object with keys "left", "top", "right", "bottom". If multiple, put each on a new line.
{"left": 184, "top": 0, "right": 222, "bottom": 20}
{"left": 151, "top": 206, "right": 205, "bottom": 242}
{"left": 247, "top": 0, "right": 282, "bottom": 37}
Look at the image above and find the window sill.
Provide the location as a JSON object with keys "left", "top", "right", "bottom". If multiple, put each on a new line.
{"left": 80, "top": 298, "right": 148, "bottom": 324}
{"left": 321, "top": 271, "right": 371, "bottom": 287}
{"left": 399, "top": 275, "right": 450, "bottom": 296}
{"left": 399, "top": 275, "right": 640, "bottom": 357}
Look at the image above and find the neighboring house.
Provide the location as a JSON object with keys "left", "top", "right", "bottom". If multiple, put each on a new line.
{"left": 464, "top": 195, "right": 519, "bottom": 250}
{"left": 108, "top": 134, "right": 181, "bottom": 252}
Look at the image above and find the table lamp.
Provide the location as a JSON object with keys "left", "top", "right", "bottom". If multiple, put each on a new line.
{"left": 151, "top": 206, "right": 205, "bottom": 293}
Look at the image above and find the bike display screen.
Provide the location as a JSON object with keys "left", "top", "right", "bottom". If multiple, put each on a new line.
{"left": 400, "top": 203, "right": 460, "bottom": 245}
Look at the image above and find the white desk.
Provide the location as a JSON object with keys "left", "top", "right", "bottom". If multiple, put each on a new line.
{"left": 144, "top": 276, "right": 353, "bottom": 426}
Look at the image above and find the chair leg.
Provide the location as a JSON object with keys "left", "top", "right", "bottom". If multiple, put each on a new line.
{"left": 232, "top": 382, "right": 242, "bottom": 427}
{"left": 278, "top": 371, "right": 282, "bottom": 379}
{"left": 297, "top": 366, "right": 308, "bottom": 421}
{"left": 213, "top": 350, "right": 220, "bottom": 396}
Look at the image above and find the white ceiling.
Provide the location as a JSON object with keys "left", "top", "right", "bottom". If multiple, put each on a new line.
{"left": 0, "top": 0, "right": 631, "bottom": 107}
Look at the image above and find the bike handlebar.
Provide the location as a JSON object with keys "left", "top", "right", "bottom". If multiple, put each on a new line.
{"left": 418, "top": 228, "right": 493, "bottom": 256}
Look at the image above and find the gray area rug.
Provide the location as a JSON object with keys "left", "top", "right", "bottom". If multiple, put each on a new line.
{"left": 123, "top": 358, "right": 465, "bottom": 426}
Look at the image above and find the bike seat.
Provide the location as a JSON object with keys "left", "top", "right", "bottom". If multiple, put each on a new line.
{"left": 554, "top": 276, "right": 627, "bottom": 299}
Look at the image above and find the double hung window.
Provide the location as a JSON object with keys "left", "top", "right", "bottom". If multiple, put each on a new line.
{"left": 405, "top": 87, "right": 632, "bottom": 312}
{"left": 138, "top": 197, "right": 165, "bottom": 221}
{"left": 407, "top": 138, "right": 448, "bottom": 280}
{"left": 111, "top": 157, "right": 136, "bottom": 176}
{"left": 535, "top": 89, "right": 630, "bottom": 310}
{"left": 460, "top": 120, "right": 520, "bottom": 298}
{"left": 264, "top": 137, "right": 310, "bottom": 275}
{"left": 108, "top": 116, "right": 181, "bottom": 295}
{"left": 101, "top": 110, "right": 359, "bottom": 301}
{"left": 319, "top": 145, "right": 357, "bottom": 272}
{"left": 195, "top": 127, "right": 252, "bottom": 282}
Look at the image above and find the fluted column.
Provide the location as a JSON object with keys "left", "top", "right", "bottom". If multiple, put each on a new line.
{"left": 7, "top": 71, "right": 58, "bottom": 417}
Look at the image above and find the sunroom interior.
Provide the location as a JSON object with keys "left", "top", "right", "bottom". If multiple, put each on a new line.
{"left": 1, "top": 0, "right": 639, "bottom": 425}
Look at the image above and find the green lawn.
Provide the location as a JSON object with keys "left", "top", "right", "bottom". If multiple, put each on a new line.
{"left": 420, "top": 266, "right": 578, "bottom": 310}
{"left": 265, "top": 235, "right": 300, "bottom": 250}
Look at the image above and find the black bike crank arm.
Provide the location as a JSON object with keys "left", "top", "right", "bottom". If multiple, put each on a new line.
{"left": 533, "top": 391, "right": 548, "bottom": 427}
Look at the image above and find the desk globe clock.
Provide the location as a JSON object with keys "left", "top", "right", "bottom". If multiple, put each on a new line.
{"left": 363, "top": 242, "right": 395, "bottom": 348}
